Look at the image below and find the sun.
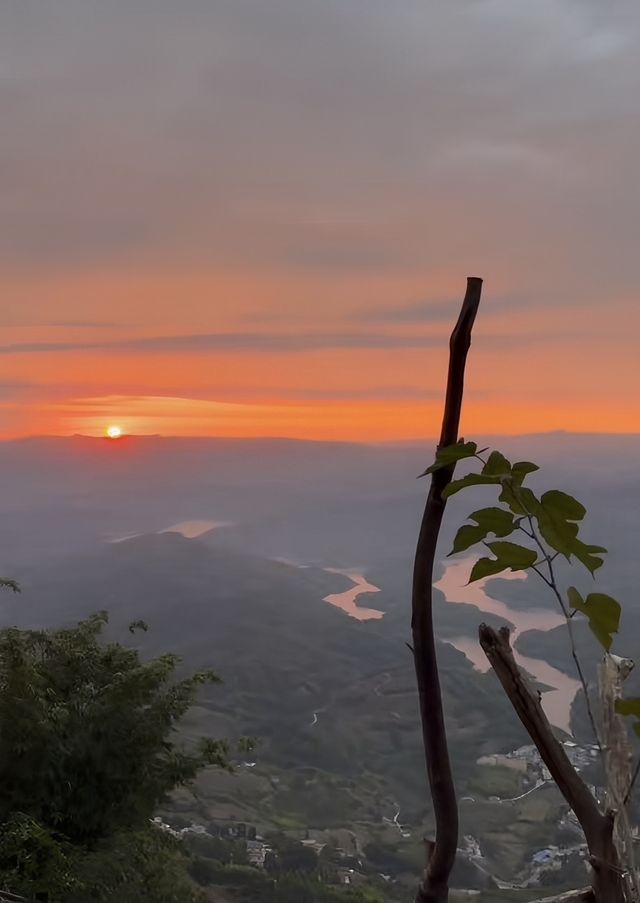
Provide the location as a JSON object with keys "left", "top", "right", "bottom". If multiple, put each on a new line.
{"left": 106, "top": 425, "right": 123, "bottom": 439}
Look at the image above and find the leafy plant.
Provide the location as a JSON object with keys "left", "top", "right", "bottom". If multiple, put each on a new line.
{"left": 422, "top": 439, "right": 640, "bottom": 900}
{"left": 0, "top": 613, "right": 235, "bottom": 900}
{"left": 425, "top": 441, "right": 619, "bottom": 644}
{"left": 425, "top": 440, "right": 640, "bottom": 768}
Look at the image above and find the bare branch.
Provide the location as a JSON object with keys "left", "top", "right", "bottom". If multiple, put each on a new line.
{"left": 411, "top": 276, "right": 482, "bottom": 903}
{"left": 478, "top": 623, "right": 625, "bottom": 903}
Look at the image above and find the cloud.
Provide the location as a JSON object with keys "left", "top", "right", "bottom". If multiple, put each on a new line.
{"left": 0, "top": 325, "right": 572, "bottom": 356}
{"left": 0, "top": 380, "right": 36, "bottom": 396}
{"left": 1, "top": 0, "right": 639, "bottom": 288}
{"left": 0, "top": 331, "right": 444, "bottom": 355}
{"left": 47, "top": 320, "right": 124, "bottom": 329}
{"left": 359, "top": 294, "right": 533, "bottom": 323}
{"left": 0, "top": 0, "right": 638, "bottom": 439}
{"left": 0, "top": 378, "right": 490, "bottom": 405}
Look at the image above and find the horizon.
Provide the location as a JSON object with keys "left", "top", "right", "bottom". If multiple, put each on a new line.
{"left": 4, "top": 427, "right": 640, "bottom": 442}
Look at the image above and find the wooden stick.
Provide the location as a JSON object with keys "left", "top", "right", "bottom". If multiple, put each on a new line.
{"left": 412, "top": 276, "right": 483, "bottom": 903}
{"left": 478, "top": 624, "right": 626, "bottom": 903}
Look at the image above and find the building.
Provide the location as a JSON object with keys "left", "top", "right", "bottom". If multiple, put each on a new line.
{"left": 247, "top": 839, "right": 271, "bottom": 868}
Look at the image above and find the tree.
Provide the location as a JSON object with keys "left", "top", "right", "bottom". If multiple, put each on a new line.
{"left": 0, "top": 612, "right": 232, "bottom": 900}
{"left": 428, "top": 440, "right": 633, "bottom": 902}
{"left": 412, "top": 280, "right": 638, "bottom": 901}
{"left": 411, "top": 277, "right": 483, "bottom": 903}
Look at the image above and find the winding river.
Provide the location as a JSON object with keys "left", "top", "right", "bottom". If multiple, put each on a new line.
{"left": 435, "top": 557, "right": 581, "bottom": 734}
{"left": 323, "top": 569, "right": 384, "bottom": 621}
{"left": 109, "top": 520, "right": 579, "bottom": 733}
{"left": 322, "top": 557, "right": 580, "bottom": 734}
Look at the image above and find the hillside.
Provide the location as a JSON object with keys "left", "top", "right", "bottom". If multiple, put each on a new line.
{"left": 0, "top": 433, "right": 637, "bottom": 890}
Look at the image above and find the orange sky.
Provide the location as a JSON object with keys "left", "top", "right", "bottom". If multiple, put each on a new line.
{"left": 1, "top": 265, "right": 637, "bottom": 440}
{"left": 1, "top": 4, "right": 639, "bottom": 440}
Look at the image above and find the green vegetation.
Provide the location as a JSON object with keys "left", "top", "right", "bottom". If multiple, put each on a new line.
{"left": 427, "top": 441, "right": 622, "bottom": 647}
{"left": 0, "top": 612, "right": 230, "bottom": 900}
{"left": 202, "top": 867, "right": 385, "bottom": 901}
{"left": 2, "top": 435, "right": 634, "bottom": 896}
{"left": 426, "top": 439, "right": 640, "bottom": 896}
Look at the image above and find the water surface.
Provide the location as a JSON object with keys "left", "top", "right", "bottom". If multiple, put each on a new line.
{"left": 323, "top": 569, "right": 384, "bottom": 621}
{"left": 436, "top": 557, "right": 580, "bottom": 733}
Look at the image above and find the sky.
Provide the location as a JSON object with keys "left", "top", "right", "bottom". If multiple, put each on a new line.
{"left": 1, "top": 0, "right": 639, "bottom": 441}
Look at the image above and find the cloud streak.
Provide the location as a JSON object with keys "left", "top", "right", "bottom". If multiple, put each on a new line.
{"left": 359, "top": 294, "right": 534, "bottom": 323}
{"left": 0, "top": 327, "right": 572, "bottom": 356}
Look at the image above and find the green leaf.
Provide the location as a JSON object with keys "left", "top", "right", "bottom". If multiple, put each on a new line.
{"left": 537, "top": 511, "right": 579, "bottom": 558}
{"left": 567, "top": 586, "right": 583, "bottom": 610}
{"left": 486, "top": 541, "right": 537, "bottom": 570}
{"left": 468, "top": 557, "right": 511, "bottom": 583}
{"left": 498, "top": 484, "right": 541, "bottom": 516}
{"left": 511, "top": 461, "right": 539, "bottom": 486}
{"left": 419, "top": 441, "right": 479, "bottom": 477}
{"left": 569, "top": 589, "right": 620, "bottom": 651}
{"left": 469, "top": 507, "right": 516, "bottom": 537}
{"left": 468, "top": 542, "right": 537, "bottom": 583}
{"left": 585, "top": 593, "right": 620, "bottom": 632}
{"left": 450, "top": 524, "right": 488, "bottom": 555}
{"left": 536, "top": 490, "right": 593, "bottom": 563}
{"left": 541, "top": 490, "right": 586, "bottom": 522}
{"left": 482, "top": 451, "right": 511, "bottom": 478}
{"left": 442, "top": 472, "right": 502, "bottom": 499}
{"left": 572, "top": 540, "right": 607, "bottom": 575}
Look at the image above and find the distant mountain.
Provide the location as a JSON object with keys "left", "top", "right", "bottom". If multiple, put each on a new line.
{"left": 1, "top": 433, "right": 637, "bottom": 572}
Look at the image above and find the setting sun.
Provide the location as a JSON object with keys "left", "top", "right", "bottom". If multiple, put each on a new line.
{"left": 106, "top": 425, "right": 123, "bottom": 439}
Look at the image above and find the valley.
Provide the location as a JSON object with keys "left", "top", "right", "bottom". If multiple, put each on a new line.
{"left": 0, "top": 433, "right": 638, "bottom": 898}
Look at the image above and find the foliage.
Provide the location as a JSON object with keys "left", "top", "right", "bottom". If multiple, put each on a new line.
{"left": 68, "top": 828, "right": 206, "bottom": 902}
{"left": 199, "top": 862, "right": 385, "bottom": 901}
{"left": 0, "top": 813, "right": 78, "bottom": 898}
{"left": 189, "top": 855, "right": 221, "bottom": 886}
{"left": 184, "top": 831, "right": 248, "bottom": 865}
{"left": 0, "top": 613, "right": 231, "bottom": 900}
{"left": 427, "top": 441, "right": 617, "bottom": 635}
{"left": 427, "top": 441, "right": 640, "bottom": 741}
{"left": 265, "top": 836, "right": 319, "bottom": 875}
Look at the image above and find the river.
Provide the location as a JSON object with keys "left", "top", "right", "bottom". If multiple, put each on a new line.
{"left": 108, "top": 520, "right": 579, "bottom": 732}
{"left": 323, "top": 569, "right": 384, "bottom": 621}
{"left": 435, "top": 557, "right": 580, "bottom": 734}
{"left": 320, "top": 557, "right": 580, "bottom": 733}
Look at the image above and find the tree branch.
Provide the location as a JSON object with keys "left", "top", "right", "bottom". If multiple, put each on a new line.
{"left": 411, "top": 276, "right": 483, "bottom": 903}
{"left": 478, "top": 624, "right": 626, "bottom": 903}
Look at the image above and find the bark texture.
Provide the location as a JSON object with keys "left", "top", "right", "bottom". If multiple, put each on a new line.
{"left": 598, "top": 653, "right": 637, "bottom": 899}
{"left": 479, "top": 624, "right": 626, "bottom": 903}
{"left": 412, "top": 276, "right": 483, "bottom": 903}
